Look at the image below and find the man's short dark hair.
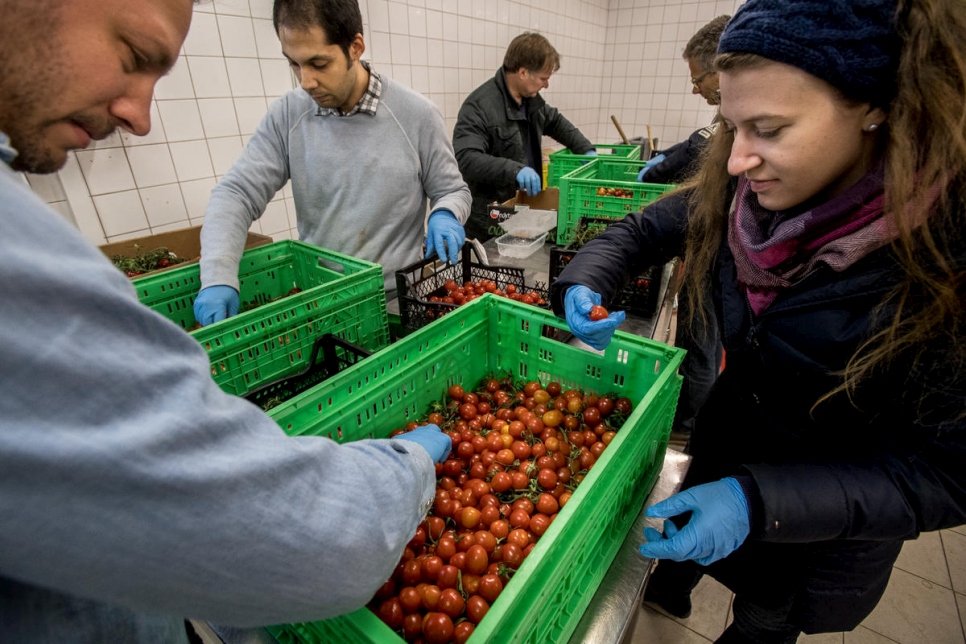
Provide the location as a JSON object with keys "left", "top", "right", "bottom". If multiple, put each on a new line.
{"left": 273, "top": 0, "right": 363, "bottom": 60}
{"left": 503, "top": 32, "right": 560, "bottom": 74}
{"left": 683, "top": 15, "right": 730, "bottom": 72}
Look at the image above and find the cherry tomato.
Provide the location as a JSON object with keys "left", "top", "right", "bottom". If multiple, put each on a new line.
{"left": 422, "top": 612, "right": 455, "bottom": 644}
{"left": 377, "top": 597, "right": 403, "bottom": 629}
{"left": 465, "top": 595, "right": 491, "bottom": 624}
{"left": 589, "top": 305, "right": 609, "bottom": 321}
{"left": 447, "top": 384, "right": 464, "bottom": 400}
{"left": 465, "top": 544, "right": 489, "bottom": 576}
{"left": 477, "top": 573, "right": 504, "bottom": 603}
{"left": 453, "top": 621, "right": 475, "bottom": 644}
{"left": 436, "top": 588, "right": 466, "bottom": 619}
{"left": 399, "top": 586, "right": 422, "bottom": 613}
{"left": 402, "top": 612, "right": 422, "bottom": 641}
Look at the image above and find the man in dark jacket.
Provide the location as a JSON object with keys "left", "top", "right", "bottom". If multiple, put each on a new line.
{"left": 453, "top": 32, "right": 595, "bottom": 241}
{"left": 640, "top": 16, "right": 730, "bottom": 452}
{"left": 638, "top": 15, "right": 729, "bottom": 185}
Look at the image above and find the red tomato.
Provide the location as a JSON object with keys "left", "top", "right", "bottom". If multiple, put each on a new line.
{"left": 419, "top": 584, "right": 442, "bottom": 611}
{"left": 465, "top": 544, "right": 489, "bottom": 575}
{"left": 377, "top": 597, "right": 403, "bottom": 629}
{"left": 453, "top": 620, "right": 475, "bottom": 644}
{"left": 422, "top": 612, "right": 455, "bottom": 644}
{"left": 402, "top": 613, "right": 422, "bottom": 641}
{"left": 465, "top": 595, "right": 490, "bottom": 624}
{"left": 477, "top": 573, "right": 504, "bottom": 603}
{"left": 399, "top": 586, "right": 422, "bottom": 613}
{"left": 536, "top": 492, "right": 559, "bottom": 515}
{"left": 436, "top": 564, "right": 459, "bottom": 590}
{"left": 589, "top": 305, "right": 609, "bottom": 321}
{"left": 447, "top": 384, "right": 464, "bottom": 400}
{"left": 436, "top": 588, "right": 466, "bottom": 619}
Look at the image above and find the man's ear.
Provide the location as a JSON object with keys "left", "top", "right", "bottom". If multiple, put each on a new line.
{"left": 349, "top": 33, "right": 365, "bottom": 63}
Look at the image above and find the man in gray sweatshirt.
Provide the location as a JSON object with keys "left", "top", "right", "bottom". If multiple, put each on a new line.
{"left": 0, "top": 1, "right": 451, "bottom": 641}
{"left": 194, "top": 0, "right": 472, "bottom": 325}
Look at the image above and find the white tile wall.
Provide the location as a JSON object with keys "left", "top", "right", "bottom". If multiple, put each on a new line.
{"left": 30, "top": 0, "right": 741, "bottom": 247}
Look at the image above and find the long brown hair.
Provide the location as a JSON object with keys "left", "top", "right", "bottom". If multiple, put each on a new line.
{"left": 678, "top": 0, "right": 966, "bottom": 408}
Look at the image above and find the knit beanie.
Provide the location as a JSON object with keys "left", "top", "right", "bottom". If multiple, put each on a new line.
{"left": 717, "top": 0, "right": 901, "bottom": 105}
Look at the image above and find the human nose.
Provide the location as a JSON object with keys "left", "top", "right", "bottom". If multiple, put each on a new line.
{"left": 109, "top": 76, "right": 156, "bottom": 137}
{"left": 727, "top": 130, "right": 760, "bottom": 176}
{"left": 298, "top": 67, "right": 319, "bottom": 90}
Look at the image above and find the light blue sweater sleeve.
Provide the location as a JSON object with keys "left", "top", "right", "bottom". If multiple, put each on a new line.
{"left": 0, "top": 165, "right": 437, "bottom": 634}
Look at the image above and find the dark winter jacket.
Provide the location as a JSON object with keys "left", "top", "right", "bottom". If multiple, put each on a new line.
{"left": 642, "top": 124, "right": 717, "bottom": 185}
{"left": 550, "top": 191, "right": 966, "bottom": 632}
{"left": 453, "top": 68, "right": 593, "bottom": 240}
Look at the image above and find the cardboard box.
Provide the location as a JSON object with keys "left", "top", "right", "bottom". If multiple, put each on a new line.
{"left": 99, "top": 226, "right": 273, "bottom": 278}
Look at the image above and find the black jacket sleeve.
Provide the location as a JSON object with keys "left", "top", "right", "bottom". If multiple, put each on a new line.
{"left": 541, "top": 105, "right": 594, "bottom": 155}
{"left": 644, "top": 124, "right": 717, "bottom": 184}
{"left": 549, "top": 192, "right": 689, "bottom": 314}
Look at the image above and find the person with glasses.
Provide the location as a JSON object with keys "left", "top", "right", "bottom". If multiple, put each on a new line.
{"left": 637, "top": 16, "right": 730, "bottom": 457}
{"left": 637, "top": 15, "right": 730, "bottom": 185}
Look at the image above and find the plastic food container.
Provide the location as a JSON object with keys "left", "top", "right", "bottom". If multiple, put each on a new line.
{"left": 495, "top": 231, "right": 549, "bottom": 258}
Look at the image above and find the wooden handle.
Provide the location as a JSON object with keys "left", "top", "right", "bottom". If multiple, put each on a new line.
{"left": 611, "top": 115, "right": 629, "bottom": 144}
{"left": 646, "top": 125, "right": 655, "bottom": 156}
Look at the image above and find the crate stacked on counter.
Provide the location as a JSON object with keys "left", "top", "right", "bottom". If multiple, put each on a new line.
{"left": 131, "top": 240, "right": 390, "bottom": 399}
{"left": 394, "top": 244, "right": 549, "bottom": 333}
{"left": 545, "top": 143, "right": 642, "bottom": 189}
{"left": 264, "top": 294, "right": 685, "bottom": 644}
{"left": 554, "top": 157, "right": 674, "bottom": 245}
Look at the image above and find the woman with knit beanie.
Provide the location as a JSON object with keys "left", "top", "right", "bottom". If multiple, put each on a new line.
{"left": 549, "top": 0, "right": 966, "bottom": 641}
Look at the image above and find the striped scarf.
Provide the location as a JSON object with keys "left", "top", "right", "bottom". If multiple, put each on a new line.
{"left": 728, "top": 165, "right": 896, "bottom": 315}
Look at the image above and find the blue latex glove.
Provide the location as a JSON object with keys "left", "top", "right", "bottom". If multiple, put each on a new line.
{"left": 425, "top": 209, "right": 465, "bottom": 265}
{"left": 564, "top": 285, "right": 626, "bottom": 350}
{"left": 193, "top": 285, "right": 240, "bottom": 327}
{"left": 637, "top": 153, "right": 667, "bottom": 182}
{"left": 392, "top": 424, "right": 452, "bottom": 463}
{"left": 584, "top": 149, "right": 598, "bottom": 157}
{"left": 516, "top": 166, "right": 541, "bottom": 196}
{"left": 639, "top": 477, "right": 750, "bottom": 566}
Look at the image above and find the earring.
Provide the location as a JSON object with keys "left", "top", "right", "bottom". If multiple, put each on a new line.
{"left": 867, "top": 123, "right": 879, "bottom": 132}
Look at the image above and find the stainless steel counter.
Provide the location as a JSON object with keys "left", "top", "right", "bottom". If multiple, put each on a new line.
{"left": 203, "top": 238, "right": 689, "bottom": 644}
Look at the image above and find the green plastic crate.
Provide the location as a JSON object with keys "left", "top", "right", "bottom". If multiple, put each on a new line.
{"left": 264, "top": 294, "right": 684, "bottom": 644}
{"left": 555, "top": 157, "right": 676, "bottom": 245}
{"left": 546, "top": 143, "right": 642, "bottom": 188}
{"left": 131, "top": 240, "right": 390, "bottom": 397}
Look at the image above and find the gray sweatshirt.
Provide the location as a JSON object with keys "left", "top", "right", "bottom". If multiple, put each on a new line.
{"left": 200, "top": 75, "right": 471, "bottom": 298}
{"left": 0, "top": 137, "right": 436, "bottom": 641}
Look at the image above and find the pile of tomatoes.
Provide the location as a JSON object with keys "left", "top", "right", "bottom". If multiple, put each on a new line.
{"left": 369, "top": 376, "right": 633, "bottom": 643}
{"left": 427, "top": 279, "right": 547, "bottom": 310}
{"left": 594, "top": 186, "right": 634, "bottom": 198}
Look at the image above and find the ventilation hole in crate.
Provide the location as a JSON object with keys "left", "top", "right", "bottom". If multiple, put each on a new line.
{"left": 613, "top": 373, "right": 625, "bottom": 387}
{"left": 518, "top": 363, "right": 528, "bottom": 379}
{"left": 520, "top": 341, "right": 529, "bottom": 353}
{"left": 617, "top": 348, "right": 629, "bottom": 364}
{"left": 654, "top": 359, "right": 661, "bottom": 373}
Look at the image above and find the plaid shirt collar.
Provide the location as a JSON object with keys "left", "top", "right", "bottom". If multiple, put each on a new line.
{"left": 316, "top": 60, "right": 381, "bottom": 117}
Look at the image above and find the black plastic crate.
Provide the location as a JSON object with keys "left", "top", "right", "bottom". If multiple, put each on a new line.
{"left": 548, "top": 217, "right": 663, "bottom": 318}
{"left": 243, "top": 334, "right": 371, "bottom": 411}
{"left": 395, "top": 245, "right": 550, "bottom": 332}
